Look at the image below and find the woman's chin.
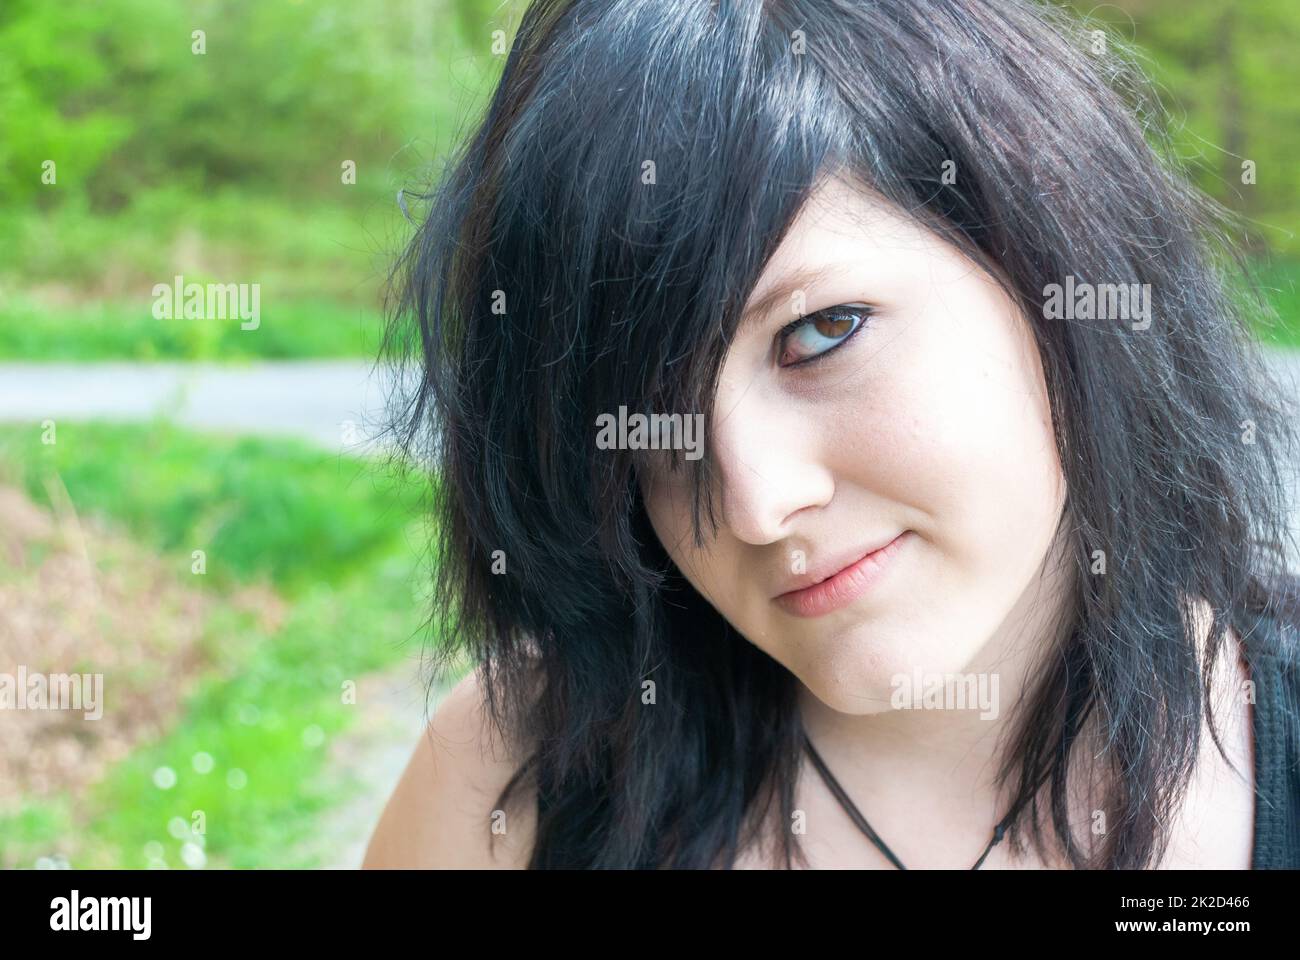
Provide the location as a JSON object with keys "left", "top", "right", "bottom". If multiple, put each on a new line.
{"left": 791, "top": 629, "right": 986, "bottom": 717}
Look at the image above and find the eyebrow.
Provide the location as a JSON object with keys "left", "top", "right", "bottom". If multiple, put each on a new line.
{"left": 737, "top": 263, "right": 847, "bottom": 333}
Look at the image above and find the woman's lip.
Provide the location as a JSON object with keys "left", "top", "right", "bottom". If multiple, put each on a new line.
{"left": 774, "top": 532, "right": 910, "bottom": 618}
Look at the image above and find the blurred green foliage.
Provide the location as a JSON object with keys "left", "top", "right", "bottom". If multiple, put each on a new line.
{"left": 0, "top": 421, "right": 428, "bottom": 591}
{"left": 0, "top": 0, "right": 511, "bottom": 332}
{"left": 1071, "top": 0, "right": 1300, "bottom": 255}
{"left": 0, "top": 0, "right": 505, "bottom": 209}
{"left": 0, "top": 295, "right": 376, "bottom": 359}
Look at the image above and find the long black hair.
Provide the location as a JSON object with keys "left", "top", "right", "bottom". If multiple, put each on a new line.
{"left": 381, "top": 0, "right": 1299, "bottom": 868}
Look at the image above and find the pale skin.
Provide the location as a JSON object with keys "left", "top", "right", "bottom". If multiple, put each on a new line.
{"left": 364, "top": 175, "right": 1257, "bottom": 869}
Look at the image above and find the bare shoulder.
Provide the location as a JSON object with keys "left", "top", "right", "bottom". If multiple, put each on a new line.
{"left": 1157, "top": 607, "right": 1256, "bottom": 869}
{"left": 362, "top": 668, "right": 537, "bottom": 869}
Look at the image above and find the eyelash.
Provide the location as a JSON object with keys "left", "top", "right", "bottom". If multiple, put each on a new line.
{"left": 775, "top": 303, "right": 873, "bottom": 369}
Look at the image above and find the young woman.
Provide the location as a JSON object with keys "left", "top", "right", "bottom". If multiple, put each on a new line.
{"left": 364, "top": 0, "right": 1300, "bottom": 869}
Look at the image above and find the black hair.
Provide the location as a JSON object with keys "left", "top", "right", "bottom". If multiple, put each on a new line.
{"left": 381, "top": 0, "right": 1299, "bottom": 868}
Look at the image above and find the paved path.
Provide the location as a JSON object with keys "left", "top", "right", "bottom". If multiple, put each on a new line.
{"left": 0, "top": 360, "right": 395, "bottom": 453}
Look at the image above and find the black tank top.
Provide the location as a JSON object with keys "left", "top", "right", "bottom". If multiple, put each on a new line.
{"left": 1244, "top": 605, "right": 1300, "bottom": 868}
{"left": 807, "top": 605, "right": 1300, "bottom": 869}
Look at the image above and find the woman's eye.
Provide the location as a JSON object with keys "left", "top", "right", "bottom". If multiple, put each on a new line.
{"left": 776, "top": 303, "right": 872, "bottom": 367}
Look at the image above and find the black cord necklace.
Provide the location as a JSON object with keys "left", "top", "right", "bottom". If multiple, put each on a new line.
{"left": 801, "top": 730, "right": 1020, "bottom": 870}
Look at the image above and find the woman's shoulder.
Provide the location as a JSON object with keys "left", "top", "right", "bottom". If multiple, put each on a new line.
{"left": 362, "top": 668, "right": 538, "bottom": 869}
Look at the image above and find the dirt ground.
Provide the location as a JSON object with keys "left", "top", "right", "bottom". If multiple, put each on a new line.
{"left": 0, "top": 483, "right": 283, "bottom": 811}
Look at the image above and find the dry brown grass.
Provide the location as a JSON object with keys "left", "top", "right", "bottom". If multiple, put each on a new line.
{"left": 0, "top": 484, "right": 285, "bottom": 811}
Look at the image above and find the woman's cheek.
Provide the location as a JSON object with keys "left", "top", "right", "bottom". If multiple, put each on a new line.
{"left": 896, "top": 315, "right": 1062, "bottom": 572}
{"left": 821, "top": 333, "right": 967, "bottom": 521}
{"left": 827, "top": 312, "right": 1043, "bottom": 560}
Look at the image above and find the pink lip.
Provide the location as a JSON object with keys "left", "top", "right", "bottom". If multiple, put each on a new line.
{"left": 774, "top": 532, "right": 910, "bottom": 618}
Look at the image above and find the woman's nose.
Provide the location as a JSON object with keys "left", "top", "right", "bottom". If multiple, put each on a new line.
{"left": 709, "top": 396, "right": 835, "bottom": 545}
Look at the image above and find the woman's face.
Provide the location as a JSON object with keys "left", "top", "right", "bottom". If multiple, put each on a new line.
{"left": 640, "top": 175, "right": 1068, "bottom": 715}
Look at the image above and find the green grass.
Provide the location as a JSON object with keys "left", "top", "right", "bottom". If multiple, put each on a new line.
{"left": 0, "top": 296, "right": 384, "bottom": 361}
{"left": 0, "top": 422, "right": 426, "bottom": 592}
{"left": 0, "top": 421, "right": 444, "bottom": 868}
{"left": 71, "top": 551, "right": 427, "bottom": 869}
{"left": 0, "top": 183, "right": 404, "bottom": 361}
